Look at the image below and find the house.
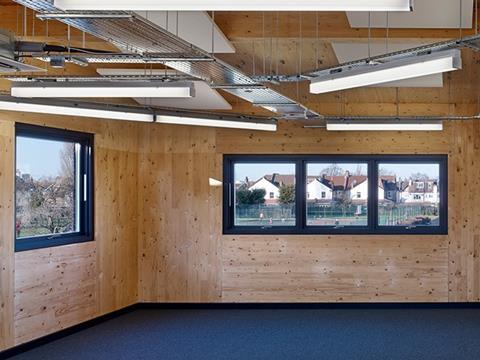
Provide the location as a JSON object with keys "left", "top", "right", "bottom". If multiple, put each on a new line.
{"left": 378, "top": 176, "right": 399, "bottom": 203}
{"left": 252, "top": 171, "right": 371, "bottom": 205}
{"left": 400, "top": 179, "right": 439, "bottom": 204}
{"left": 315, "top": 171, "right": 368, "bottom": 203}
{"left": 248, "top": 173, "right": 296, "bottom": 204}
{"left": 306, "top": 178, "right": 333, "bottom": 202}
{"left": 249, "top": 171, "right": 439, "bottom": 206}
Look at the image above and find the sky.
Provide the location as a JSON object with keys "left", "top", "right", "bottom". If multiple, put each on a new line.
{"left": 235, "top": 162, "right": 439, "bottom": 182}
{"left": 16, "top": 137, "right": 65, "bottom": 178}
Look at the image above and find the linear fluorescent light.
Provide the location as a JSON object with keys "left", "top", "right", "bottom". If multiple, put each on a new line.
{"left": 0, "top": 97, "right": 153, "bottom": 122}
{"left": 11, "top": 81, "right": 195, "bottom": 98}
{"left": 36, "top": 13, "right": 133, "bottom": 19}
{"left": 155, "top": 114, "right": 277, "bottom": 131}
{"left": 0, "top": 96, "right": 277, "bottom": 131}
{"left": 326, "top": 121, "right": 443, "bottom": 131}
{"left": 310, "top": 50, "right": 461, "bottom": 94}
{"left": 54, "top": 0, "right": 413, "bottom": 11}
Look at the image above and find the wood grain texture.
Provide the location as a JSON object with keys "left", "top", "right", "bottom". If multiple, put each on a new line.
{"left": 1, "top": 108, "right": 480, "bottom": 351}
{"left": 137, "top": 124, "right": 222, "bottom": 302}
{"left": 1, "top": 0, "right": 480, "bottom": 351}
{"left": 214, "top": 11, "right": 478, "bottom": 39}
{"left": 14, "top": 243, "right": 97, "bottom": 345}
{"left": 0, "top": 112, "right": 139, "bottom": 349}
{"left": 0, "top": 120, "right": 15, "bottom": 350}
{"left": 137, "top": 120, "right": 480, "bottom": 303}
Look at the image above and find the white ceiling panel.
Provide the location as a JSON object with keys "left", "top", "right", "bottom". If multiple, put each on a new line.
{"left": 347, "top": 0, "right": 473, "bottom": 28}
{"left": 96, "top": 68, "right": 232, "bottom": 109}
{"left": 331, "top": 41, "right": 444, "bottom": 87}
{"left": 135, "top": 81, "right": 232, "bottom": 110}
{"left": 135, "top": 11, "right": 235, "bottom": 53}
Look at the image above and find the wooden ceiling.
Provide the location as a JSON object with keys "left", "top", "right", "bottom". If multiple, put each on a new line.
{"left": 0, "top": 1, "right": 479, "bottom": 118}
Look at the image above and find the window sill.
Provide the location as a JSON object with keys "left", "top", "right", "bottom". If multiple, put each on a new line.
{"left": 15, "top": 234, "right": 94, "bottom": 252}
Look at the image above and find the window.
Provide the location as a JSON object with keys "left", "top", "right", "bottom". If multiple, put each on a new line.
{"left": 15, "top": 123, "right": 93, "bottom": 251}
{"left": 378, "top": 163, "right": 441, "bottom": 229}
{"left": 306, "top": 162, "right": 368, "bottom": 228}
{"left": 230, "top": 162, "right": 296, "bottom": 229}
{"left": 223, "top": 155, "right": 447, "bottom": 235}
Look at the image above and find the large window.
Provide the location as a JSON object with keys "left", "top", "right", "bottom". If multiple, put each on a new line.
{"left": 15, "top": 123, "right": 93, "bottom": 251}
{"left": 223, "top": 155, "right": 447, "bottom": 235}
{"left": 306, "top": 162, "right": 368, "bottom": 228}
{"left": 377, "top": 162, "right": 442, "bottom": 229}
{"left": 233, "top": 162, "right": 296, "bottom": 228}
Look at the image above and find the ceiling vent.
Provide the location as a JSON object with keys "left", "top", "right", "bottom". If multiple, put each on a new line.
{"left": 0, "top": 30, "right": 44, "bottom": 73}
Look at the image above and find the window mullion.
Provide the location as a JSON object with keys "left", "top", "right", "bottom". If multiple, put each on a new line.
{"left": 370, "top": 159, "right": 378, "bottom": 232}
{"left": 296, "top": 159, "right": 305, "bottom": 232}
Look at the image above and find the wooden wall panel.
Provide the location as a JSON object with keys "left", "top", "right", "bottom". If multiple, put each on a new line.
{"left": 222, "top": 236, "right": 447, "bottom": 302}
{"left": 94, "top": 122, "right": 139, "bottom": 314}
{"left": 138, "top": 120, "right": 480, "bottom": 303}
{"left": 14, "top": 243, "right": 97, "bottom": 345}
{"left": 0, "top": 111, "right": 139, "bottom": 349}
{"left": 137, "top": 124, "right": 222, "bottom": 302}
{"left": 0, "top": 120, "right": 15, "bottom": 350}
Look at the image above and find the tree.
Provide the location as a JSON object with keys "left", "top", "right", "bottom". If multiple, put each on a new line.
{"left": 410, "top": 172, "right": 429, "bottom": 180}
{"left": 278, "top": 184, "right": 295, "bottom": 204}
{"left": 320, "top": 163, "right": 344, "bottom": 177}
{"left": 378, "top": 167, "right": 395, "bottom": 176}
{"left": 334, "top": 192, "right": 352, "bottom": 217}
{"left": 16, "top": 143, "right": 76, "bottom": 236}
{"left": 236, "top": 188, "right": 266, "bottom": 205}
{"left": 354, "top": 164, "right": 366, "bottom": 176}
{"left": 60, "top": 143, "right": 75, "bottom": 184}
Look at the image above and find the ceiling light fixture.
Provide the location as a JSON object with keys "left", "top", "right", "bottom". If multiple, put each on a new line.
{"left": 54, "top": 0, "right": 413, "bottom": 11}
{"left": 36, "top": 13, "right": 133, "bottom": 19}
{"left": 11, "top": 81, "right": 195, "bottom": 98}
{"left": 326, "top": 121, "right": 443, "bottom": 131}
{"left": 155, "top": 114, "right": 277, "bottom": 131}
{"left": 0, "top": 96, "right": 277, "bottom": 131}
{"left": 310, "top": 50, "right": 461, "bottom": 94}
{"left": 0, "top": 96, "right": 153, "bottom": 122}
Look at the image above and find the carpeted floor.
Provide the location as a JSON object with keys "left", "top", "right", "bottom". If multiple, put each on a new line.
{"left": 6, "top": 308, "right": 480, "bottom": 359}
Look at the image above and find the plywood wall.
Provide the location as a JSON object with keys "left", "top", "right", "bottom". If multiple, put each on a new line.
{"left": 137, "top": 120, "right": 480, "bottom": 303}
{"left": 0, "top": 113, "right": 139, "bottom": 350}
{"left": 0, "top": 120, "right": 15, "bottom": 350}
{"left": 2, "top": 114, "right": 480, "bottom": 352}
{"left": 137, "top": 125, "right": 222, "bottom": 302}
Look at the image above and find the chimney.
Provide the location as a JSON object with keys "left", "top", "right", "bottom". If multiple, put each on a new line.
{"left": 271, "top": 173, "right": 278, "bottom": 184}
{"left": 344, "top": 170, "right": 350, "bottom": 189}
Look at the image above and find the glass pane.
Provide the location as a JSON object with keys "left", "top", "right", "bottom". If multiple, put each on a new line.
{"left": 16, "top": 136, "right": 80, "bottom": 239}
{"left": 306, "top": 163, "right": 368, "bottom": 226}
{"left": 234, "top": 163, "right": 296, "bottom": 227}
{"left": 378, "top": 163, "right": 440, "bottom": 227}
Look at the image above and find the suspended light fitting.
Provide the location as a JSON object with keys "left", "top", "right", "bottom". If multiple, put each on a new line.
{"left": 11, "top": 81, "right": 195, "bottom": 99}
{"left": 326, "top": 120, "right": 443, "bottom": 131}
{"left": 310, "top": 50, "right": 461, "bottom": 94}
{"left": 53, "top": 0, "right": 413, "bottom": 11}
{"left": 0, "top": 96, "right": 277, "bottom": 131}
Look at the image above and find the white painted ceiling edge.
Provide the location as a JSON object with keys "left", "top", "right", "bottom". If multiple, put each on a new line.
{"left": 347, "top": 0, "right": 473, "bottom": 28}
{"left": 96, "top": 69, "right": 232, "bottom": 110}
{"left": 135, "top": 11, "right": 235, "bottom": 53}
{"left": 331, "top": 41, "right": 444, "bottom": 87}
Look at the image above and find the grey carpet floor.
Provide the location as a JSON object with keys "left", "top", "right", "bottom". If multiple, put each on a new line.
{"left": 7, "top": 308, "right": 480, "bottom": 359}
